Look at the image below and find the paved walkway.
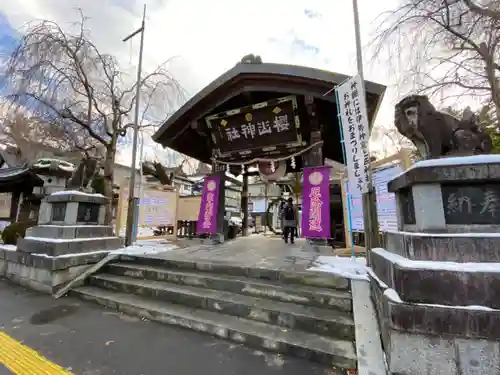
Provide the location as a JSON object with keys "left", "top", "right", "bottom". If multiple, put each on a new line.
{"left": 145, "top": 235, "right": 335, "bottom": 272}
{"left": 0, "top": 279, "right": 335, "bottom": 375}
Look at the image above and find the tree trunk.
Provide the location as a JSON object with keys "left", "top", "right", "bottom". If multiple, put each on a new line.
{"left": 103, "top": 139, "right": 116, "bottom": 225}
{"left": 480, "top": 44, "right": 500, "bottom": 129}
{"left": 486, "top": 67, "right": 500, "bottom": 128}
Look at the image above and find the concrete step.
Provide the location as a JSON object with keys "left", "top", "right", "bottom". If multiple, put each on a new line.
{"left": 104, "top": 263, "right": 352, "bottom": 312}
{"left": 72, "top": 285, "right": 357, "bottom": 370}
{"left": 118, "top": 255, "right": 350, "bottom": 290}
{"left": 89, "top": 273, "right": 355, "bottom": 341}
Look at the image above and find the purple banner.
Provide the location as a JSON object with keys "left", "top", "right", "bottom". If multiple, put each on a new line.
{"left": 196, "top": 175, "right": 221, "bottom": 234}
{"left": 301, "top": 166, "right": 331, "bottom": 238}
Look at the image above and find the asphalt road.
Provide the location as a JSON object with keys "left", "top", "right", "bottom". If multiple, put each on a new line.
{"left": 0, "top": 279, "right": 336, "bottom": 375}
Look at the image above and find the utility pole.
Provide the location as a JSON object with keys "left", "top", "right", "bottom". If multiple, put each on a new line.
{"left": 351, "top": 0, "right": 380, "bottom": 257}
{"left": 123, "top": 4, "right": 146, "bottom": 247}
{"left": 138, "top": 129, "right": 145, "bottom": 210}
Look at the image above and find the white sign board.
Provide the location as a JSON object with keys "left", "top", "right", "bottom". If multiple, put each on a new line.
{"left": 336, "top": 75, "right": 371, "bottom": 196}
{"left": 346, "top": 164, "right": 404, "bottom": 232}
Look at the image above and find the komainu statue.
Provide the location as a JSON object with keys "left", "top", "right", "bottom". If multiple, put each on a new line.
{"left": 395, "top": 95, "right": 493, "bottom": 159}
{"left": 141, "top": 161, "right": 180, "bottom": 186}
{"left": 239, "top": 54, "right": 262, "bottom": 64}
{"left": 67, "top": 158, "right": 98, "bottom": 190}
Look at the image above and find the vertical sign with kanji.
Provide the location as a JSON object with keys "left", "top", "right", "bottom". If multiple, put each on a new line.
{"left": 336, "top": 75, "right": 371, "bottom": 197}
{"left": 196, "top": 174, "right": 222, "bottom": 234}
{"left": 301, "top": 166, "right": 331, "bottom": 238}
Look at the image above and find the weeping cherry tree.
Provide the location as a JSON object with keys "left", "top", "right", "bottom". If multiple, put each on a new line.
{"left": 3, "top": 12, "right": 187, "bottom": 223}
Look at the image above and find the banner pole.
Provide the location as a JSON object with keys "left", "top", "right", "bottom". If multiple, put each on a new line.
{"left": 352, "top": 0, "right": 380, "bottom": 263}
{"left": 334, "top": 90, "right": 356, "bottom": 258}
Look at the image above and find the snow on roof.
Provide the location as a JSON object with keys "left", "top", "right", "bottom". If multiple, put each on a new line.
{"left": 33, "top": 158, "right": 76, "bottom": 172}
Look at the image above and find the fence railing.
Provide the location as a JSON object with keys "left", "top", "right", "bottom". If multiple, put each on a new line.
{"left": 176, "top": 220, "right": 198, "bottom": 238}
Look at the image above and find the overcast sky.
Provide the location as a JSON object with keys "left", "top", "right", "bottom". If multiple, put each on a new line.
{"left": 0, "top": 0, "right": 403, "bottom": 164}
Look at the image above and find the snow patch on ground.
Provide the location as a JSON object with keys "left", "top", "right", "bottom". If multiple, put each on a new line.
{"left": 111, "top": 239, "right": 178, "bottom": 256}
{"left": 373, "top": 247, "right": 500, "bottom": 272}
{"left": 118, "top": 227, "right": 156, "bottom": 238}
{"left": 307, "top": 256, "right": 368, "bottom": 280}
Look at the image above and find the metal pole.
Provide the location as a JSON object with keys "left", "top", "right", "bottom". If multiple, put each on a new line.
{"left": 352, "top": 0, "right": 380, "bottom": 257}
{"left": 264, "top": 183, "right": 268, "bottom": 234}
{"left": 134, "top": 130, "right": 146, "bottom": 244}
{"left": 352, "top": 0, "right": 365, "bottom": 82}
{"left": 124, "top": 4, "right": 146, "bottom": 247}
{"left": 138, "top": 130, "right": 145, "bottom": 201}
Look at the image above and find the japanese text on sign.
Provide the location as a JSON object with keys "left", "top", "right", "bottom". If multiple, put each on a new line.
{"left": 308, "top": 187, "right": 323, "bottom": 232}
{"left": 196, "top": 176, "right": 222, "bottom": 234}
{"left": 225, "top": 114, "right": 291, "bottom": 142}
{"left": 442, "top": 184, "right": 500, "bottom": 225}
{"left": 206, "top": 96, "right": 300, "bottom": 154}
{"left": 202, "top": 191, "right": 215, "bottom": 229}
{"left": 346, "top": 164, "right": 404, "bottom": 232}
{"left": 336, "top": 75, "right": 371, "bottom": 196}
{"left": 301, "top": 167, "right": 331, "bottom": 238}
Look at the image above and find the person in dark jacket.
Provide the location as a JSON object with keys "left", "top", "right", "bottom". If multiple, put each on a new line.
{"left": 281, "top": 197, "right": 298, "bottom": 244}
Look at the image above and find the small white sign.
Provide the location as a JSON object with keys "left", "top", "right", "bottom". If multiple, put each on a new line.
{"left": 346, "top": 164, "right": 404, "bottom": 232}
{"left": 336, "top": 75, "right": 371, "bottom": 196}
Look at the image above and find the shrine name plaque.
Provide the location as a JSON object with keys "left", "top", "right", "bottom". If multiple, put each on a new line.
{"left": 441, "top": 184, "right": 500, "bottom": 225}
{"left": 51, "top": 202, "right": 66, "bottom": 222}
{"left": 76, "top": 203, "right": 100, "bottom": 223}
{"left": 206, "top": 95, "right": 300, "bottom": 155}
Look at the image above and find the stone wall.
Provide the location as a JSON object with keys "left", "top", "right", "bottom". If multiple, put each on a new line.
{"left": 0, "top": 248, "right": 108, "bottom": 294}
{"left": 371, "top": 156, "right": 500, "bottom": 374}
{"left": 370, "top": 272, "right": 500, "bottom": 375}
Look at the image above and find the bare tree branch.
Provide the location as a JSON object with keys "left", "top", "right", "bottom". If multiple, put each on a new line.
{"left": 370, "top": 0, "right": 500, "bottom": 126}
{"left": 463, "top": 0, "right": 500, "bottom": 22}
{"left": 2, "top": 10, "right": 187, "bottom": 223}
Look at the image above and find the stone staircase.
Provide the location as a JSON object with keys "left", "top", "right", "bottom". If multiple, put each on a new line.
{"left": 71, "top": 255, "right": 357, "bottom": 370}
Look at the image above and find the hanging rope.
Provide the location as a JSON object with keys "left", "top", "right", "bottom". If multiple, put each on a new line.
{"left": 212, "top": 140, "right": 324, "bottom": 166}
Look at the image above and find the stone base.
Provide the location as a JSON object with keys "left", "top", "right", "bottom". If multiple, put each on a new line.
{"left": 369, "top": 272, "right": 500, "bottom": 375}
{"left": 0, "top": 248, "right": 109, "bottom": 294}
{"left": 17, "top": 235, "right": 124, "bottom": 257}
{"left": 27, "top": 225, "right": 114, "bottom": 239}
{"left": 386, "top": 231, "right": 500, "bottom": 262}
{"left": 371, "top": 247, "right": 500, "bottom": 308}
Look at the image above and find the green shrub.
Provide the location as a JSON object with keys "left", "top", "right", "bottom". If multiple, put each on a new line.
{"left": 1, "top": 220, "right": 37, "bottom": 245}
{"left": 91, "top": 175, "right": 106, "bottom": 195}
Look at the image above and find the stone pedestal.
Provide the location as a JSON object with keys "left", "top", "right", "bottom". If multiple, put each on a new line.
{"left": 17, "top": 190, "right": 123, "bottom": 257}
{"left": 369, "top": 156, "right": 500, "bottom": 375}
